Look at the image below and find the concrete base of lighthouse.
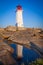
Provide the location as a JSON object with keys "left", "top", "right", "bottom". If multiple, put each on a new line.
{"left": 17, "top": 45, "right": 23, "bottom": 59}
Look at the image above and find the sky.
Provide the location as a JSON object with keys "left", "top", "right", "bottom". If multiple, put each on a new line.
{"left": 0, "top": 0, "right": 43, "bottom": 28}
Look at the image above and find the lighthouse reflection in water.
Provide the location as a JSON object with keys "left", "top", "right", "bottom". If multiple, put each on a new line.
{"left": 10, "top": 43, "right": 40, "bottom": 65}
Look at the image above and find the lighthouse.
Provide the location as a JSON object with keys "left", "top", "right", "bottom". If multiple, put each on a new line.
{"left": 16, "top": 5, "right": 24, "bottom": 28}
{"left": 16, "top": 5, "right": 24, "bottom": 58}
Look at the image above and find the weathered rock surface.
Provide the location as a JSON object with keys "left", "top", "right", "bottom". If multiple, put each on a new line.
{"left": 0, "top": 26, "right": 43, "bottom": 64}
{"left": 8, "top": 28, "right": 43, "bottom": 47}
{"left": 0, "top": 50, "right": 17, "bottom": 65}
{"left": 0, "top": 38, "right": 17, "bottom": 65}
{"left": 0, "top": 41, "right": 14, "bottom": 53}
{"left": 5, "top": 26, "right": 26, "bottom": 31}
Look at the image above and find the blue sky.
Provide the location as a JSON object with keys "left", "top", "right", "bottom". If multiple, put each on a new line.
{"left": 0, "top": 0, "right": 43, "bottom": 28}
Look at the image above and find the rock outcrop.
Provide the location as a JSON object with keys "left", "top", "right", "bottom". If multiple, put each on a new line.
{"left": 0, "top": 26, "right": 43, "bottom": 64}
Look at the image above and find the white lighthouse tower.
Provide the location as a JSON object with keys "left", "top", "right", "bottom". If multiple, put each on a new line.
{"left": 16, "top": 5, "right": 24, "bottom": 58}
{"left": 16, "top": 5, "right": 24, "bottom": 28}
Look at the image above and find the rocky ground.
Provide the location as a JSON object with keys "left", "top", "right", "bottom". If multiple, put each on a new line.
{"left": 0, "top": 26, "right": 43, "bottom": 65}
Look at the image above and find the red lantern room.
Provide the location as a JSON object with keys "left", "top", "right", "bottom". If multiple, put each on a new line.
{"left": 17, "top": 5, "right": 22, "bottom": 10}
